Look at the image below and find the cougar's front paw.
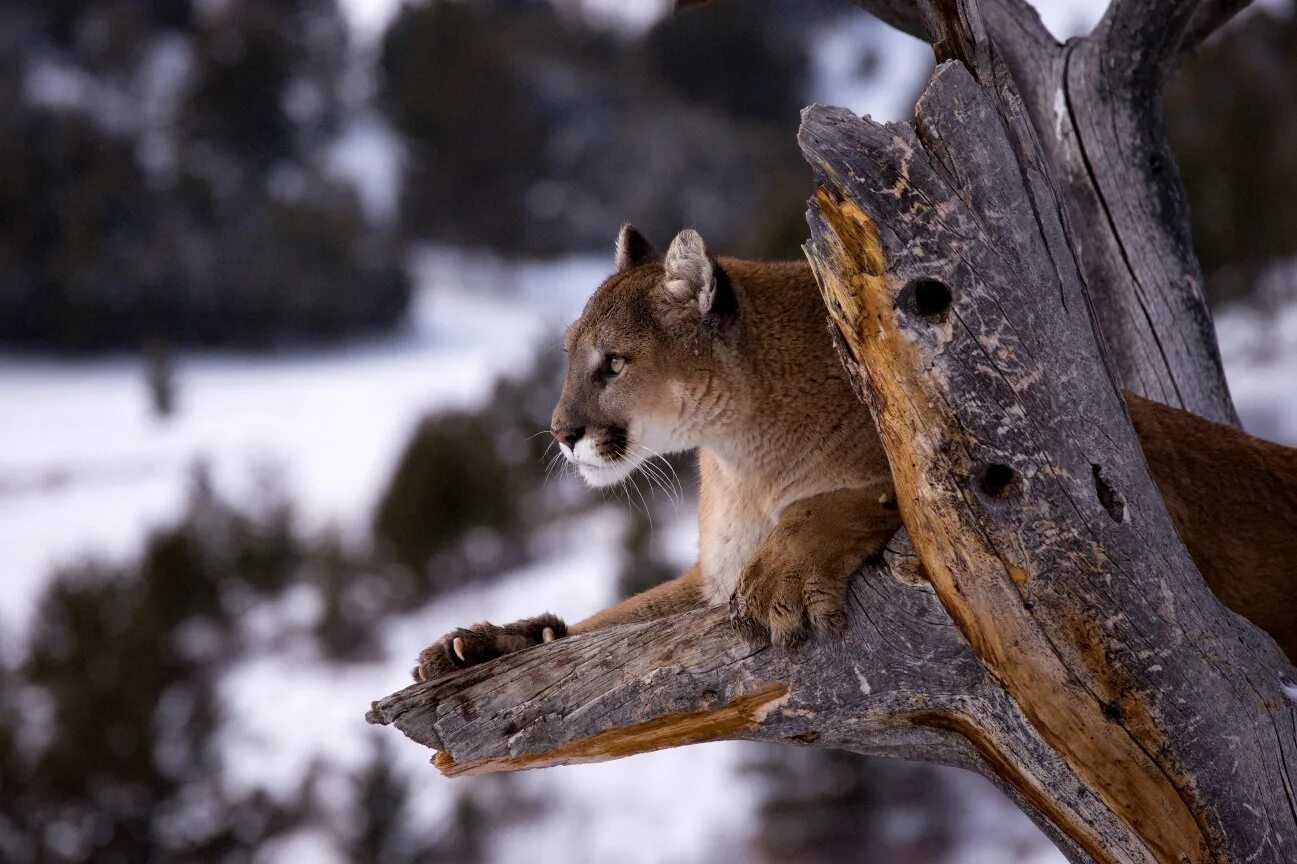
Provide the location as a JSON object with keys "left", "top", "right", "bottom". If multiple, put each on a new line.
{"left": 729, "top": 558, "right": 849, "bottom": 650}
{"left": 412, "top": 613, "right": 566, "bottom": 682}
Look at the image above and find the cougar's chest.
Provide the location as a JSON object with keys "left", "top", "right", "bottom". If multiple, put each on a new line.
{"left": 695, "top": 450, "right": 815, "bottom": 604}
{"left": 699, "top": 505, "right": 770, "bottom": 604}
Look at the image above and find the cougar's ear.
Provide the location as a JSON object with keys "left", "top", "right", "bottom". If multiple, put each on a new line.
{"left": 614, "top": 223, "right": 657, "bottom": 271}
{"left": 663, "top": 228, "right": 717, "bottom": 314}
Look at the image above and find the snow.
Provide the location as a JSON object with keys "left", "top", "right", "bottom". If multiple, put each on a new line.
{"left": 1025, "top": 0, "right": 1284, "bottom": 43}
{"left": 336, "top": 0, "right": 410, "bottom": 45}
{"left": 1034, "top": 0, "right": 1107, "bottom": 40}
{"left": 336, "top": 0, "right": 673, "bottom": 42}
{"left": 326, "top": 112, "right": 405, "bottom": 224}
{"left": 0, "top": 250, "right": 603, "bottom": 641}
{"left": 1215, "top": 283, "right": 1297, "bottom": 445}
{"left": 810, "top": 14, "right": 935, "bottom": 122}
{"left": 6, "top": 236, "right": 1296, "bottom": 863}
{"left": 1282, "top": 675, "right": 1297, "bottom": 705}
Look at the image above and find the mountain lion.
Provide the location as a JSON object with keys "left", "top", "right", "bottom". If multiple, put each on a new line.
{"left": 414, "top": 225, "right": 1297, "bottom": 680}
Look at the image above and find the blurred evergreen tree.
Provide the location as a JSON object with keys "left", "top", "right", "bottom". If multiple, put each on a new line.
{"left": 0, "top": 0, "right": 410, "bottom": 353}
{"left": 371, "top": 352, "right": 585, "bottom": 595}
{"left": 378, "top": 0, "right": 833, "bottom": 259}
{"left": 748, "top": 748, "right": 958, "bottom": 864}
{"left": 380, "top": 0, "right": 560, "bottom": 253}
{"left": 642, "top": 0, "right": 808, "bottom": 125}
{"left": 346, "top": 740, "right": 445, "bottom": 864}
{"left": 0, "top": 468, "right": 307, "bottom": 862}
{"left": 341, "top": 738, "right": 548, "bottom": 864}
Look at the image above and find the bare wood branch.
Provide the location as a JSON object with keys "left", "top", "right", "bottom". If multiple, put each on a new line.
{"left": 1093, "top": 0, "right": 1203, "bottom": 89}
{"left": 844, "top": 0, "right": 1241, "bottom": 426}
{"left": 366, "top": 549, "right": 973, "bottom": 773}
{"left": 842, "top": 0, "right": 930, "bottom": 40}
{"left": 369, "top": 544, "right": 1121, "bottom": 862}
{"left": 1058, "top": 44, "right": 1236, "bottom": 424}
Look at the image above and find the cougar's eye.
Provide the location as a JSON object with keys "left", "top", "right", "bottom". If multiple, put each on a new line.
{"left": 603, "top": 354, "right": 626, "bottom": 377}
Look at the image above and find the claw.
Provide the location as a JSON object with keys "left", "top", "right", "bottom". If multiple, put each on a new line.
{"left": 452, "top": 636, "right": 466, "bottom": 661}
{"left": 542, "top": 626, "right": 555, "bottom": 643}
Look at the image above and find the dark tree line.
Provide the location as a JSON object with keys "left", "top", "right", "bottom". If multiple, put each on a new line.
{"left": 2, "top": 0, "right": 1292, "bottom": 354}
{"left": 0, "top": 0, "right": 408, "bottom": 353}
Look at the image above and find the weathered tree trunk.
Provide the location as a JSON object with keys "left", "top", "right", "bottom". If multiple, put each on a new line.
{"left": 369, "top": 1, "right": 1297, "bottom": 861}
{"left": 848, "top": 0, "right": 1243, "bottom": 427}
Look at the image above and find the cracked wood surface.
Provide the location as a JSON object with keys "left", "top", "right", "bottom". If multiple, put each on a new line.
{"left": 800, "top": 48, "right": 1297, "bottom": 862}
{"left": 849, "top": 0, "right": 1243, "bottom": 426}
{"left": 369, "top": 541, "right": 1107, "bottom": 862}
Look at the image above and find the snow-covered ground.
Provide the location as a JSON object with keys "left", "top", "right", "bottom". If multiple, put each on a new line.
{"left": 0, "top": 250, "right": 608, "bottom": 642}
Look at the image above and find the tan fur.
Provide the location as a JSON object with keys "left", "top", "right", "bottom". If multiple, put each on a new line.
{"left": 1127, "top": 393, "right": 1297, "bottom": 659}
{"left": 413, "top": 229, "right": 1297, "bottom": 681}
{"left": 549, "top": 230, "right": 898, "bottom": 647}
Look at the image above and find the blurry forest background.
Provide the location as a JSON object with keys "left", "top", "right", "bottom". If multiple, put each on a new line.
{"left": 1, "top": 1, "right": 1295, "bottom": 862}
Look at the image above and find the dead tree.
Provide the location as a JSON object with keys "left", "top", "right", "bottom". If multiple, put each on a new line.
{"left": 368, "top": 1, "right": 1297, "bottom": 861}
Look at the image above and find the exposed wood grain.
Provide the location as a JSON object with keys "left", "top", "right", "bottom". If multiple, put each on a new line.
{"left": 432, "top": 682, "right": 792, "bottom": 777}
{"left": 799, "top": 55, "right": 1297, "bottom": 861}
{"left": 369, "top": 542, "right": 1117, "bottom": 863}
{"left": 847, "top": 0, "right": 1244, "bottom": 426}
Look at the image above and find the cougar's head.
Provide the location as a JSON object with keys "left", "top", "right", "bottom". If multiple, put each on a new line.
{"left": 551, "top": 224, "right": 737, "bottom": 487}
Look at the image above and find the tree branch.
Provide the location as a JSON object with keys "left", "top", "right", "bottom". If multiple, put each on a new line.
{"left": 1094, "top": 0, "right": 1207, "bottom": 89}
{"left": 367, "top": 545, "right": 983, "bottom": 776}
{"left": 844, "top": 0, "right": 1242, "bottom": 426}
{"left": 368, "top": 542, "right": 1116, "bottom": 861}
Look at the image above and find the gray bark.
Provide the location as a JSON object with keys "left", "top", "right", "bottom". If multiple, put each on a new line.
{"left": 849, "top": 0, "right": 1242, "bottom": 425}
{"left": 369, "top": 1, "right": 1297, "bottom": 861}
{"left": 368, "top": 540, "right": 1106, "bottom": 862}
{"left": 849, "top": 0, "right": 1251, "bottom": 57}
{"left": 800, "top": 54, "right": 1296, "bottom": 860}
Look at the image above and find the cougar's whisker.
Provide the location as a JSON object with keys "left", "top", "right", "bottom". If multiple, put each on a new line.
{"left": 639, "top": 457, "right": 681, "bottom": 509}
{"left": 635, "top": 441, "right": 684, "bottom": 498}
{"left": 630, "top": 441, "right": 685, "bottom": 505}
{"left": 628, "top": 473, "right": 654, "bottom": 538}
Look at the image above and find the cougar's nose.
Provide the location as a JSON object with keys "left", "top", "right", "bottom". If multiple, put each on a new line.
{"left": 552, "top": 426, "right": 585, "bottom": 450}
